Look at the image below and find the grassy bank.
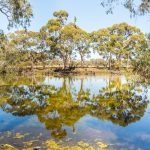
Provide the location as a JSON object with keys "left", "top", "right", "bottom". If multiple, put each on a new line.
{"left": 33, "top": 67, "right": 130, "bottom": 76}
{"left": 0, "top": 65, "right": 132, "bottom": 76}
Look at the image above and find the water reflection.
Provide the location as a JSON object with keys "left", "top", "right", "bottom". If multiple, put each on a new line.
{"left": 0, "top": 75, "right": 148, "bottom": 140}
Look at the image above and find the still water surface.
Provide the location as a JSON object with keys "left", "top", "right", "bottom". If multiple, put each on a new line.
{"left": 0, "top": 74, "right": 150, "bottom": 149}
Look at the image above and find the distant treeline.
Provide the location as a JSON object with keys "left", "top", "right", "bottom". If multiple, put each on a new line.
{"left": 0, "top": 10, "right": 150, "bottom": 78}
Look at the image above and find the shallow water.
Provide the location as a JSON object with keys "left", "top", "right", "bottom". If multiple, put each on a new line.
{"left": 0, "top": 74, "right": 150, "bottom": 149}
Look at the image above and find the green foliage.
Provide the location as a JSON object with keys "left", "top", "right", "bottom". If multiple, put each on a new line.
{"left": 53, "top": 10, "right": 69, "bottom": 25}
{"left": 0, "top": 30, "right": 6, "bottom": 51}
{"left": 70, "top": 24, "right": 90, "bottom": 66}
{"left": 0, "top": 30, "right": 48, "bottom": 74}
{"left": 100, "top": 0, "right": 150, "bottom": 16}
{"left": 132, "top": 33, "right": 150, "bottom": 78}
{"left": 0, "top": 10, "right": 149, "bottom": 78}
{"left": 91, "top": 23, "right": 147, "bottom": 70}
{"left": 0, "top": 0, "right": 33, "bottom": 29}
{"left": 39, "top": 10, "right": 70, "bottom": 69}
{"left": 40, "top": 10, "right": 90, "bottom": 69}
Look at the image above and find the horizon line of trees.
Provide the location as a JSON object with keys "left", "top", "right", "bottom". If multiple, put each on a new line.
{"left": 0, "top": 10, "right": 150, "bottom": 78}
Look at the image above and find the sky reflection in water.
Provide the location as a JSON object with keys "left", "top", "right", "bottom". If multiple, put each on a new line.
{"left": 0, "top": 74, "right": 149, "bottom": 149}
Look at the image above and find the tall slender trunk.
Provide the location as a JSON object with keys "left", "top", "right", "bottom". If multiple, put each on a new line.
{"left": 118, "top": 55, "right": 122, "bottom": 70}
{"left": 63, "top": 55, "right": 67, "bottom": 70}
{"left": 80, "top": 54, "right": 84, "bottom": 67}
{"left": 108, "top": 52, "right": 112, "bottom": 70}
{"left": 68, "top": 55, "right": 72, "bottom": 67}
{"left": 120, "top": 59, "right": 122, "bottom": 70}
{"left": 31, "top": 56, "right": 35, "bottom": 75}
{"left": 126, "top": 54, "right": 129, "bottom": 70}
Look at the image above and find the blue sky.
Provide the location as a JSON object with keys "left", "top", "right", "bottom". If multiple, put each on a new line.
{"left": 0, "top": 0, "right": 150, "bottom": 34}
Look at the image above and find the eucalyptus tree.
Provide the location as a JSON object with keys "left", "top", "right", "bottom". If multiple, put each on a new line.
{"left": 132, "top": 33, "right": 150, "bottom": 78}
{"left": 91, "top": 23, "right": 147, "bottom": 70}
{"left": 91, "top": 28, "right": 110, "bottom": 68}
{"left": 0, "top": 0, "right": 33, "bottom": 73}
{"left": 59, "top": 23, "right": 90, "bottom": 67}
{"left": 92, "top": 28, "right": 118, "bottom": 70}
{"left": 9, "top": 30, "right": 45, "bottom": 72}
{"left": 0, "top": 30, "right": 7, "bottom": 71}
{"left": 72, "top": 24, "right": 90, "bottom": 67}
{"left": 40, "top": 10, "right": 70, "bottom": 69}
{"left": 0, "top": 30, "right": 18, "bottom": 73}
{"left": 110, "top": 23, "right": 147, "bottom": 69}
{"left": 0, "top": 0, "right": 33, "bottom": 29}
{"left": 58, "top": 23, "right": 76, "bottom": 68}
{"left": 100, "top": 0, "right": 150, "bottom": 16}
{"left": 0, "top": 30, "right": 6, "bottom": 52}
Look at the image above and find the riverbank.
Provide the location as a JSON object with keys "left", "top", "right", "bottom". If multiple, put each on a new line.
{"left": 0, "top": 66, "right": 133, "bottom": 79}
{"left": 28, "top": 67, "right": 131, "bottom": 76}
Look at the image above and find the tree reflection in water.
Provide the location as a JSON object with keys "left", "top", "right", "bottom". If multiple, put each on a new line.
{"left": 0, "top": 76, "right": 148, "bottom": 139}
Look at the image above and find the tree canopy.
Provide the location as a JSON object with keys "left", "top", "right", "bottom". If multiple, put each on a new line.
{"left": 91, "top": 23, "right": 147, "bottom": 70}
{"left": 100, "top": 0, "right": 150, "bottom": 16}
{"left": 0, "top": 0, "right": 33, "bottom": 29}
{"left": 0, "top": 10, "right": 149, "bottom": 79}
